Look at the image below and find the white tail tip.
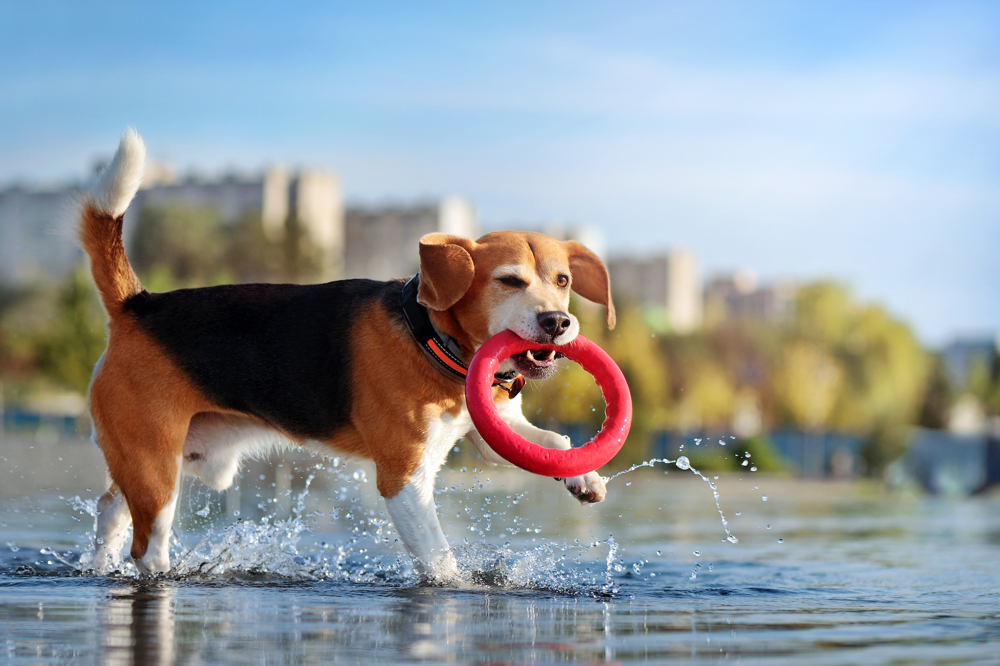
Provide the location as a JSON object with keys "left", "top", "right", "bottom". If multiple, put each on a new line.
{"left": 91, "top": 128, "right": 146, "bottom": 219}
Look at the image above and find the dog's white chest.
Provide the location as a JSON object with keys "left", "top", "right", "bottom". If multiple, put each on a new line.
{"left": 424, "top": 405, "right": 474, "bottom": 464}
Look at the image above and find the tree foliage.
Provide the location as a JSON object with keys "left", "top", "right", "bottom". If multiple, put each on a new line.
{"left": 523, "top": 283, "right": 931, "bottom": 472}
{"left": 0, "top": 204, "right": 938, "bottom": 477}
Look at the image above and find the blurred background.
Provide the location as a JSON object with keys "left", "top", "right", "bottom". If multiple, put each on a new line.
{"left": 1, "top": 1, "right": 997, "bottom": 494}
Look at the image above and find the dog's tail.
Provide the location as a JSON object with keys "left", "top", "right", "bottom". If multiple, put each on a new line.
{"left": 79, "top": 128, "right": 146, "bottom": 317}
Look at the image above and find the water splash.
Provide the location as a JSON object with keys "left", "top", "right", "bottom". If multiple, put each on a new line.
{"left": 49, "top": 462, "right": 624, "bottom": 596}
{"left": 604, "top": 455, "right": 738, "bottom": 545}
{"left": 603, "top": 457, "right": 676, "bottom": 483}
{"left": 454, "top": 537, "right": 619, "bottom": 597}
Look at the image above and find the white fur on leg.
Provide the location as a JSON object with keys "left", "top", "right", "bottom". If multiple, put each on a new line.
{"left": 382, "top": 411, "right": 468, "bottom": 583}
{"left": 135, "top": 457, "right": 181, "bottom": 574}
{"left": 467, "top": 393, "right": 607, "bottom": 503}
{"left": 384, "top": 476, "right": 457, "bottom": 583}
{"left": 90, "top": 128, "right": 145, "bottom": 218}
{"left": 92, "top": 488, "right": 132, "bottom": 573}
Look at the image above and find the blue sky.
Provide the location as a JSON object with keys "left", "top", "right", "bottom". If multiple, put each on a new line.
{"left": 1, "top": 1, "right": 997, "bottom": 345}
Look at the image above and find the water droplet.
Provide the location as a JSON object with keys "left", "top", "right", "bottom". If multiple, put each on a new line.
{"left": 718, "top": 440, "right": 726, "bottom": 446}
{"left": 735, "top": 512, "right": 741, "bottom": 516}
{"left": 675, "top": 456, "right": 690, "bottom": 470}
{"left": 741, "top": 460, "right": 748, "bottom": 466}
{"left": 762, "top": 496, "right": 768, "bottom": 502}
{"left": 750, "top": 466, "right": 757, "bottom": 472}
{"left": 656, "top": 550, "right": 661, "bottom": 556}
{"left": 778, "top": 539, "right": 784, "bottom": 544}
{"left": 766, "top": 524, "right": 772, "bottom": 530}
{"left": 625, "top": 481, "right": 631, "bottom": 487}
{"left": 352, "top": 469, "right": 366, "bottom": 482}
{"left": 744, "top": 452, "right": 751, "bottom": 458}
{"left": 693, "top": 550, "right": 701, "bottom": 557}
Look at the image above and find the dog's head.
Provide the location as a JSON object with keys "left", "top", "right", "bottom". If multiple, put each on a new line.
{"left": 417, "top": 231, "right": 615, "bottom": 380}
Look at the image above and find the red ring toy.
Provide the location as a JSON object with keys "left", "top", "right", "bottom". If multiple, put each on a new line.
{"left": 465, "top": 330, "right": 632, "bottom": 478}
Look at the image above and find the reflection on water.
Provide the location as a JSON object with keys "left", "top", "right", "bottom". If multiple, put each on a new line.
{"left": 100, "top": 585, "right": 174, "bottom": 666}
{"left": 2, "top": 435, "right": 1000, "bottom": 663}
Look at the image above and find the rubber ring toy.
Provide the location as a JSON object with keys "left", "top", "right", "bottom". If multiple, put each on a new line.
{"left": 466, "top": 329, "right": 632, "bottom": 478}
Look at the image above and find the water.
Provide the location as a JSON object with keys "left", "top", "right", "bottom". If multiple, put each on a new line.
{"left": 3, "top": 435, "right": 1000, "bottom": 664}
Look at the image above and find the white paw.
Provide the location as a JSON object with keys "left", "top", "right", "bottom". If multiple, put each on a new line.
{"left": 89, "top": 549, "right": 118, "bottom": 574}
{"left": 562, "top": 471, "right": 607, "bottom": 504}
{"left": 418, "top": 551, "right": 461, "bottom": 586}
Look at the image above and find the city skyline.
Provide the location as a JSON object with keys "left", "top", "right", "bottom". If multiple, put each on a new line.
{"left": 1, "top": 1, "right": 997, "bottom": 345}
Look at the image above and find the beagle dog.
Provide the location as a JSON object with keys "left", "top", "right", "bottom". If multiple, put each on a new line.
{"left": 82, "top": 130, "right": 615, "bottom": 581}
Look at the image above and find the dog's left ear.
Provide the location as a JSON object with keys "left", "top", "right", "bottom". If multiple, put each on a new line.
{"left": 417, "top": 233, "right": 476, "bottom": 311}
{"left": 565, "top": 241, "right": 616, "bottom": 329}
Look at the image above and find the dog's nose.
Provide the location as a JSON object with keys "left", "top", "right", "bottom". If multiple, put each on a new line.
{"left": 537, "top": 311, "right": 571, "bottom": 338}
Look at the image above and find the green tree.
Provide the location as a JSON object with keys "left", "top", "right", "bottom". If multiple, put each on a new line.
{"left": 37, "top": 264, "right": 107, "bottom": 394}
{"left": 130, "top": 202, "right": 230, "bottom": 288}
{"left": 771, "top": 283, "right": 929, "bottom": 474}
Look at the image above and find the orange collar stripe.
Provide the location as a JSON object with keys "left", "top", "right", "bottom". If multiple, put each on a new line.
{"left": 427, "top": 338, "right": 468, "bottom": 376}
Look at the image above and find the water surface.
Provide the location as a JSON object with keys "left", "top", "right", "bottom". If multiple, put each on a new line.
{"left": 2, "top": 434, "right": 999, "bottom": 664}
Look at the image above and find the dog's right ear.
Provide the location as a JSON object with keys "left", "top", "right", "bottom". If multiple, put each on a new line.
{"left": 417, "top": 233, "right": 476, "bottom": 311}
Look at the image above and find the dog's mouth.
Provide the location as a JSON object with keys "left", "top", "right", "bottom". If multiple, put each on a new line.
{"left": 511, "top": 348, "right": 561, "bottom": 379}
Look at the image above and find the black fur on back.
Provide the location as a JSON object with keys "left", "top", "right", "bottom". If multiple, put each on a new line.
{"left": 123, "top": 279, "right": 407, "bottom": 439}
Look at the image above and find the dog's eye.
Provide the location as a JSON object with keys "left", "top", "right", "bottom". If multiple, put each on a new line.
{"left": 497, "top": 276, "right": 528, "bottom": 289}
{"left": 556, "top": 274, "right": 569, "bottom": 288}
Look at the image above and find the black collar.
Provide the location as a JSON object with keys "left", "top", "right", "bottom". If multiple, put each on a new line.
{"left": 400, "top": 274, "right": 523, "bottom": 397}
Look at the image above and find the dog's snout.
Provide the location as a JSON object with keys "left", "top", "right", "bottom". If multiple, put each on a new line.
{"left": 537, "top": 311, "right": 571, "bottom": 338}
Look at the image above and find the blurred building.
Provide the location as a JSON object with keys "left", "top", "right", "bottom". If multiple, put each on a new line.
{"left": 941, "top": 335, "right": 999, "bottom": 391}
{"left": 607, "top": 250, "right": 702, "bottom": 333}
{"left": 703, "top": 269, "right": 796, "bottom": 326}
{"left": 343, "top": 196, "right": 478, "bottom": 280}
{"left": 0, "top": 165, "right": 345, "bottom": 283}
{"left": 125, "top": 166, "right": 343, "bottom": 279}
{"left": 0, "top": 184, "right": 82, "bottom": 283}
{"left": 539, "top": 223, "right": 607, "bottom": 260}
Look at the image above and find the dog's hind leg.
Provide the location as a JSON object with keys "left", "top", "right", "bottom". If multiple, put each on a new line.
{"left": 92, "top": 484, "right": 132, "bottom": 573}
{"left": 129, "top": 455, "right": 183, "bottom": 575}
{"left": 96, "top": 421, "right": 185, "bottom": 574}
{"left": 89, "top": 347, "right": 201, "bottom": 575}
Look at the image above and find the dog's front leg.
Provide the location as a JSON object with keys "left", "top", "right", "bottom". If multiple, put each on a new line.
{"left": 377, "top": 420, "right": 461, "bottom": 584}
{"left": 382, "top": 470, "right": 458, "bottom": 583}
{"left": 467, "top": 394, "right": 607, "bottom": 504}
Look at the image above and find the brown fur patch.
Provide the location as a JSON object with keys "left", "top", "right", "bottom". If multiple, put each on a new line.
{"left": 346, "top": 300, "right": 466, "bottom": 498}
{"left": 78, "top": 204, "right": 143, "bottom": 316}
{"left": 89, "top": 318, "right": 213, "bottom": 559}
{"left": 417, "top": 234, "right": 476, "bottom": 311}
